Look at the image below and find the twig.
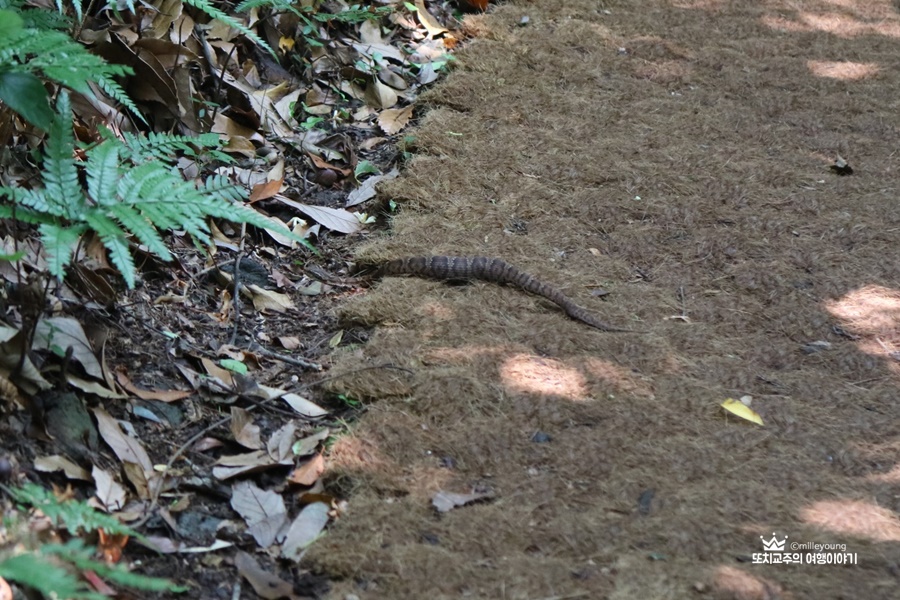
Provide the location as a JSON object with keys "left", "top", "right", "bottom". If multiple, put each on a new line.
{"left": 250, "top": 343, "right": 322, "bottom": 371}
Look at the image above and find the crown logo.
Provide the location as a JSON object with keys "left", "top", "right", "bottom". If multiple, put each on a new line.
{"left": 760, "top": 533, "right": 787, "bottom": 552}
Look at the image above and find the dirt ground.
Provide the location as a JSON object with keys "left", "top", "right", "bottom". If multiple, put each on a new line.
{"left": 307, "top": 0, "right": 900, "bottom": 598}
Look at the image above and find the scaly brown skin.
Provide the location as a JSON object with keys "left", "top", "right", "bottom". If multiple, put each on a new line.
{"left": 369, "top": 256, "right": 640, "bottom": 332}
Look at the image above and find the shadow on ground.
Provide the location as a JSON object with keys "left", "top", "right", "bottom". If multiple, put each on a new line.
{"left": 311, "top": 0, "right": 900, "bottom": 597}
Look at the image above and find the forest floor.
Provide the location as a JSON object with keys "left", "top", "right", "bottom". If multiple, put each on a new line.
{"left": 4, "top": 0, "right": 900, "bottom": 599}
{"left": 309, "top": 0, "right": 900, "bottom": 598}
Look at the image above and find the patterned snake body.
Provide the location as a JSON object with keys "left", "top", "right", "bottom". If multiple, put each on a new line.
{"left": 370, "top": 256, "right": 637, "bottom": 332}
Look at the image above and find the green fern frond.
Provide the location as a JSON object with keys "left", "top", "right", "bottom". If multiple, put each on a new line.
{"left": 106, "top": 203, "right": 172, "bottom": 261}
{"left": 41, "top": 92, "right": 84, "bottom": 220}
{"left": 10, "top": 483, "right": 137, "bottom": 538}
{"left": 0, "top": 0, "right": 71, "bottom": 30}
{"left": 47, "top": 540, "right": 183, "bottom": 593}
{"left": 1, "top": 484, "right": 184, "bottom": 597}
{"left": 0, "top": 193, "right": 55, "bottom": 224}
{"left": 183, "top": 0, "right": 275, "bottom": 57}
{"left": 1, "top": 187, "right": 51, "bottom": 216}
{"left": 86, "top": 141, "right": 120, "bottom": 205}
{"left": 0, "top": 552, "right": 104, "bottom": 600}
{"left": 4, "top": 95, "right": 312, "bottom": 288}
{"left": 234, "top": 0, "right": 295, "bottom": 13}
{"left": 83, "top": 210, "right": 137, "bottom": 287}
{"left": 119, "top": 131, "right": 215, "bottom": 162}
{"left": 96, "top": 75, "right": 146, "bottom": 125}
{"left": 0, "top": 23, "right": 132, "bottom": 97}
{"left": 38, "top": 222, "right": 86, "bottom": 280}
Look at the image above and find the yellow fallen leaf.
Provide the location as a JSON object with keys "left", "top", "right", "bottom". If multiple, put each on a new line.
{"left": 721, "top": 398, "right": 764, "bottom": 426}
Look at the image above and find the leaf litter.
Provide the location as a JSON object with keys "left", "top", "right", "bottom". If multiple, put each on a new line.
{"left": 0, "top": 0, "right": 493, "bottom": 595}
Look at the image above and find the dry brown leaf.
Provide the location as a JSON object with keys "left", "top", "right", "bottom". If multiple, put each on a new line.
{"left": 274, "top": 195, "right": 362, "bottom": 234}
{"left": 200, "top": 357, "right": 235, "bottom": 388}
{"left": 212, "top": 113, "right": 264, "bottom": 141}
{"left": 115, "top": 370, "right": 191, "bottom": 402}
{"left": 92, "top": 408, "right": 153, "bottom": 472}
{"left": 33, "top": 455, "right": 91, "bottom": 481}
{"left": 92, "top": 466, "right": 127, "bottom": 512}
{"left": 231, "top": 407, "right": 263, "bottom": 450}
{"left": 377, "top": 105, "right": 414, "bottom": 135}
{"left": 346, "top": 168, "right": 399, "bottom": 207}
{"left": 278, "top": 336, "right": 301, "bottom": 349}
{"left": 280, "top": 393, "right": 329, "bottom": 418}
{"left": 220, "top": 135, "right": 257, "bottom": 157}
{"left": 231, "top": 481, "right": 288, "bottom": 548}
{"left": 248, "top": 285, "right": 295, "bottom": 313}
{"left": 34, "top": 317, "right": 102, "bottom": 379}
{"left": 65, "top": 374, "right": 127, "bottom": 399}
{"left": 234, "top": 551, "right": 302, "bottom": 600}
{"left": 287, "top": 453, "right": 325, "bottom": 486}
{"left": 414, "top": 0, "right": 449, "bottom": 37}
{"left": 280, "top": 502, "right": 330, "bottom": 561}
{"left": 266, "top": 422, "right": 297, "bottom": 462}
{"left": 292, "top": 429, "right": 331, "bottom": 457}
{"left": 365, "top": 78, "right": 398, "bottom": 109}
{"left": 350, "top": 41, "right": 406, "bottom": 64}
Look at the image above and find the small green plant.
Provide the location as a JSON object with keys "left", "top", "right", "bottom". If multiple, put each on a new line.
{"left": 0, "top": 92, "right": 311, "bottom": 288}
{"left": 234, "top": 0, "right": 390, "bottom": 48}
{"left": 0, "top": 4, "right": 137, "bottom": 129}
{"left": 335, "top": 393, "right": 362, "bottom": 409}
{"left": 0, "top": 483, "right": 184, "bottom": 598}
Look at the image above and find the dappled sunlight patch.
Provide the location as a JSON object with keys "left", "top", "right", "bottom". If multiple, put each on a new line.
{"left": 867, "top": 463, "right": 900, "bottom": 484}
{"left": 825, "top": 286, "right": 900, "bottom": 374}
{"left": 807, "top": 60, "right": 879, "bottom": 80}
{"left": 423, "top": 344, "right": 510, "bottom": 365}
{"left": 825, "top": 285, "right": 900, "bottom": 333}
{"left": 761, "top": 11, "right": 900, "bottom": 38}
{"left": 710, "top": 566, "right": 784, "bottom": 600}
{"left": 800, "top": 499, "right": 900, "bottom": 542}
{"left": 328, "top": 435, "right": 386, "bottom": 472}
{"left": 420, "top": 299, "right": 457, "bottom": 322}
{"left": 668, "top": 0, "right": 724, "bottom": 10}
{"left": 500, "top": 354, "right": 588, "bottom": 401}
{"left": 582, "top": 357, "right": 655, "bottom": 398}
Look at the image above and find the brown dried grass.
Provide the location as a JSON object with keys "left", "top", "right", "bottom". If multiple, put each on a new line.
{"left": 312, "top": 1, "right": 900, "bottom": 597}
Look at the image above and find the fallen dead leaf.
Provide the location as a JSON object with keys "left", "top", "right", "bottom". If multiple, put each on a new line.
{"left": 33, "top": 455, "right": 92, "bottom": 481}
{"left": 115, "top": 369, "right": 191, "bottom": 402}
{"left": 288, "top": 453, "right": 325, "bottom": 486}
{"left": 377, "top": 105, "right": 414, "bottom": 135}
{"left": 280, "top": 501, "right": 330, "bottom": 561}
{"left": 231, "top": 481, "right": 288, "bottom": 548}
{"left": 231, "top": 407, "right": 263, "bottom": 450}
{"left": 234, "top": 550, "right": 301, "bottom": 600}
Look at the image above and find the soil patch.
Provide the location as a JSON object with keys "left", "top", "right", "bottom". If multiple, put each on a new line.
{"left": 311, "top": 1, "right": 900, "bottom": 598}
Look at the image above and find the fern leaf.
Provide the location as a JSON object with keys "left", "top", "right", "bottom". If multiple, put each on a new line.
{"left": 202, "top": 174, "right": 246, "bottom": 202}
{"left": 183, "top": 0, "right": 275, "bottom": 57}
{"left": 96, "top": 76, "right": 145, "bottom": 125}
{"left": 0, "top": 553, "right": 98, "bottom": 600}
{"left": 2, "top": 187, "right": 53, "bottom": 216}
{"left": 83, "top": 211, "right": 136, "bottom": 288}
{"left": 85, "top": 142, "right": 120, "bottom": 206}
{"left": 0, "top": 186, "right": 54, "bottom": 223}
{"left": 42, "top": 92, "right": 85, "bottom": 220}
{"left": 235, "top": 0, "right": 295, "bottom": 13}
{"left": 38, "top": 222, "right": 85, "bottom": 280}
{"left": 106, "top": 204, "right": 172, "bottom": 262}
